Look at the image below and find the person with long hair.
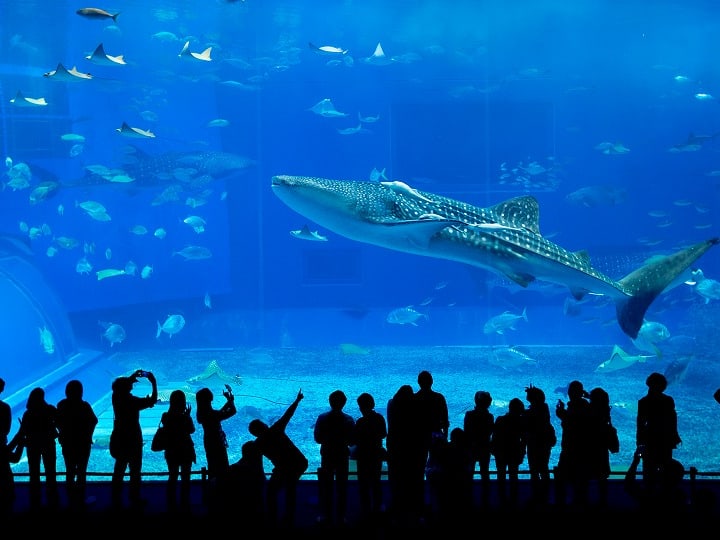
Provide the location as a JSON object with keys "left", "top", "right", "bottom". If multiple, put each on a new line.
{"left": 160, "top": 389, "right": 196, "bottom": 511}
{"left": 195, "top": 384, "right": 236, "bottom": 481}
{"left": 11, "top": 386, "right": 59, "bottom": 510}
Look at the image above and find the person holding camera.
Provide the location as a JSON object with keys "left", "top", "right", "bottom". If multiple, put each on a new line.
{"left": 195, "top": 383, "right": 236, "bottom": 482}
{"left": 109, "top": 369, "right": 158, "bottom": 510}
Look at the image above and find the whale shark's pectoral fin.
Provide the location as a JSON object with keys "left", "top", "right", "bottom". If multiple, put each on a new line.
{"left": 384, "top": 219, "right": 460, "bottom": 249}
{"left": 505, "top": 272, "right": 535, "bottom": 287}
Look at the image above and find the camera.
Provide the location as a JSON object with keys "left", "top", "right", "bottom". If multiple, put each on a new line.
{"left": 637, "top": 444, "right": 645, "bottom": 457}
{"left": 137, "top": 370, "right": 150, "bottom": 378}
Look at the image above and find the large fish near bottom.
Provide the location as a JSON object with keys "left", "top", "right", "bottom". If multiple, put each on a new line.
{"left": 271, "top": 175, "right": 718, "bottom": 339}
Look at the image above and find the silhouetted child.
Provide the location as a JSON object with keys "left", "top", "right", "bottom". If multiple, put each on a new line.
{"left": 224, "top": 439, "right": 266, "bottom": 524}
{"left": 491, "top": 397, "right": 526, "bottom": 508}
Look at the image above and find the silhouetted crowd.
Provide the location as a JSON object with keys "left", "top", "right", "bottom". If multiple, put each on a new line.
{"left": 1, "top": 369, "right": 719, "bottom": 530}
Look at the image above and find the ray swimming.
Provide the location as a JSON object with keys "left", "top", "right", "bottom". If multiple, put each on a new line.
{"left": 271, "top": 175, "right": 718, "bottom": 339}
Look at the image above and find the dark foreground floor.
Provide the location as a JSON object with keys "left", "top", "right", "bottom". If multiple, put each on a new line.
{"left": 6, "top": 477, "right": 720, "bottom": 536}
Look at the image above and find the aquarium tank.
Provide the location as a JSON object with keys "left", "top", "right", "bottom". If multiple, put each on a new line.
{"left": 1, "top": 0, "right": 719, "bottom": 480}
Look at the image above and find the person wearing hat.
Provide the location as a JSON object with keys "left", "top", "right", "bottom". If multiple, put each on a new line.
{"left": 109, "top": 369, "right": 158, "bottom": 510}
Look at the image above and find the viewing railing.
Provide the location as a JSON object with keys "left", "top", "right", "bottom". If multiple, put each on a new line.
{"left": 10, "top": 466, "right": 719, "bottom": 483}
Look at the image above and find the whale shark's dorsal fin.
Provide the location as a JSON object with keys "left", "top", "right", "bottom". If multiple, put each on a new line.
{"left": 489, "top": 196, "right": 541, "bottom": 234}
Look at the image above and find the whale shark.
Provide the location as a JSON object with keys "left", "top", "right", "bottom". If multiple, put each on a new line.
{"left": 271, "top": 175, "right": 718, "bottom": 339}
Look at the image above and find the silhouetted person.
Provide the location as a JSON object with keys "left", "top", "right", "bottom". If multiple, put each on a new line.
{"left": 491, "top": 397, "right": 526, "bottom": 508}
{"left": 463, "top": 389, "right": 494, "bottom": 508}
{"left": 196, "top": 384, "right": 236, "bottom": 482}
{"left": 524, "top": 384, "right": 555, "bottom": 507}
{"left": 414, "top": 370, "right": 449, "bottom": 517}
{"left": 637, "top": 372, "right": 681, "bottom": 492}
{"left": 249, "top": 388, "right": 308, "bottom": 528}
{"left": 0, "top": 377, "right": 15, "bottom": 515}
{"left": 56, "top": 379, "right": 98, "bottom": 509}
{"left": 352, "top": 392, "right": 387, "bottom": 522}
{"left": 225, "top": 439, "right": 266, "bottom": 524}
{"left": 313, "top": 389, "right": 355, "bottom": 525}
{"left": 161, "top": 389, "right": 196, "bottom": 511}
{"left": 624, "top": 445, "right": 689, "bottom": 516}
{"left": 11, "top": 386, "right": 59, "bottom": 511}
{"left": 386, "top": 384, "right": 422, "bottom": 524}
{"left": 714, "top": 387, "right": 720, "bottom": 405}
{"left": 431, "top": 426, "right": 474, "bottom": 524}
{"left": 555, "top": 379, "right": 591, "bottom": 508}
{"left": 110, "top": 369, "right": 158, "bottom": 510}
{"left": 588, "top": 387, "right": 613, "bottom": 507}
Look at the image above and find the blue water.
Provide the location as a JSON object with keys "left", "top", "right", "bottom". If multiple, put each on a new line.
{"left": 1, "top": 1, "right": 719, "bottom": 475}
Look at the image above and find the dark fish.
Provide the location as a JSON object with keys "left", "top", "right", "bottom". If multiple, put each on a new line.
{"left": 63, "top": 147, "right": 256, "bottom": 196}
{"left": 76, "top": 7, "right": 120, "bottom": 22}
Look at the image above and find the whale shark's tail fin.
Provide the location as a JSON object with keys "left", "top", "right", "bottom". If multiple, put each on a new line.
{"left": 615, "top": 237, "right": 718, "bottom": 338}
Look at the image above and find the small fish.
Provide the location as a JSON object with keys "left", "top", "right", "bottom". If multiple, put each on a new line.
{"left": 369, "top": 167, "right": 388, "bottom": 181}
{"left": 9, "top": 91, "right": 47, "bottom": 107}
{"left": 100, "top": 321, "right": 126, "bottom": 347}
{"left": 631, "top": 320, "right": 670, "bottom": 356}
{"left": 178, "top": 41, "right": 212, "bottom": 61}
{"left": 140, "top": 265, "right": 153, "bottom": 279}
{"left": 153, "top": 228, "right": 167, "bottom": 240}
{"left": 358, "top": 112, "right": 380, "bottom": 123}
{"left": 76, "top": 257, "right": 93, "bottom": 275}
{"left": 76, "top": 7, "right": 120, "bottom": 22}
{"left": 489, "top": 347, "right": 538, "bottom": 369}
{"left": 129, "top": 225, "right": 148, "bottom": 235}
{"left": 308, "top": 98, "right": 348, "bottom": 118}
{"left": 96, "top": 268, "right": 126, "bottom": 280}
{"left": 595, "top": 345, "right": 651, "bottom": 373}
{"left": 44, "top": 63, "right": 92, "bottom": 81}
{"left": 39, "top": 326, "right": 55, "bottom": 355}
{"left": 290, "top": 224, "right": 327, "bottom": 242}
{"left": 85, "top": 43, "right": 126, "bottom": 66}
{"left": 116, "top": 122, "right": 155, "bottom": 138}
{"left": 5, "top": 157, "right": 12, "bottom": 169}
{"left": 157, "top": 314, "right": 186, "bottom": 338}
{"left": 207, "top": 118, "right": 230, "bottom": 128}
{"left": 173, "top": 245, "right": 212, "bottom": 260}
{"left": 483, "top": 307, "right": 528, "bottom": 335}
{"left": 386, "top": 305, "right": 428, "bottom": 326}
{"left": 204, "top": 292, "right": 212, "bottom": 309}
{"left": 339, "top": 343, "right": 369, "bottom": 355}
{"left": 183, "top": 215, "right": 206, "bottom": 233}
{"left": 308, "top": 42, "right": 348, "bottom": 55}
{"left": 61, "top": 133, "right": 86, "bottom": 143}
